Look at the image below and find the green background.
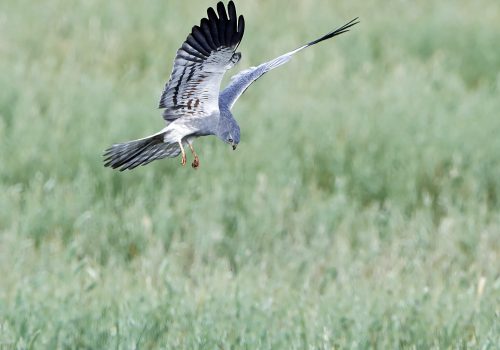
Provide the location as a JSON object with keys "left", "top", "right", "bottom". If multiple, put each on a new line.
{"left": 0, "top": 0, "right": 499, "bottom": 348}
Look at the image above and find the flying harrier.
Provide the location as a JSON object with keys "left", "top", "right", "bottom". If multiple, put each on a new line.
{"left": 104, "top": 1, "right": 358, "bottom": 170}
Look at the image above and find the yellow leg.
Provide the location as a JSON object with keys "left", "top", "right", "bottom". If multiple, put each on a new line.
{"left": 179, "top": 141, "right": 186, "bottom": 166}
{"left": 189, "top": 143, "right": 200, "bottom": 169}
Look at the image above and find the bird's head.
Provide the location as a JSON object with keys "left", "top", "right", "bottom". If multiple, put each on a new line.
{"left": 223, "top": 124, "right": 240, "bottom": 150}
{"left": 217, "top": 115, "right": 240, "bottom": 150}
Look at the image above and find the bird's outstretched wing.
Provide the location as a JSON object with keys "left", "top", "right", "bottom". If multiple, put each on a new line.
{"left": 220, "top": 18, "right": 359, "bottom": 110}
{"left": 159, "top": 1, "right": 245, "bottom": 122}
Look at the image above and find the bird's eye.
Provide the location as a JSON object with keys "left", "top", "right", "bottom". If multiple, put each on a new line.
{"left": 228, "top": 138, "right": 233, "bottom": 143}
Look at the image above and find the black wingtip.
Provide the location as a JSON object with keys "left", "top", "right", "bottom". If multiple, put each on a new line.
{"left": 216, "top": 2, "right": 228, "bottom": 21}
{"left": 176, "top": 2, "right": 245, "bottom": 66}
{"left": 201, "top": 1, "right": 245, "bottom": 50}
{"left": 238, "top": 15, "right": 245, "bottom": 41}
{"left": 228, "top": 1, "right": 236, "bottom": 16}
{"left": 307, "top": 17, "right": 359, "bottom": 47}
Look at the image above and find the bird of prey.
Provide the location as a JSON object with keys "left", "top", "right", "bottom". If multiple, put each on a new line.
{"left": 103, "top": 1, "right": 358, "bottom": 170}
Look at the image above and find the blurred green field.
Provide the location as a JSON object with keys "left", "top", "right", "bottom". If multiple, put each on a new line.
{"left": 1, "top": 0, "right": 499, "bottom": 348}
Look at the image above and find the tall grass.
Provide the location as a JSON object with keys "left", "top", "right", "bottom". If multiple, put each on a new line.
{"left": 0, "top": 0, "right": 499, "bottom": 348}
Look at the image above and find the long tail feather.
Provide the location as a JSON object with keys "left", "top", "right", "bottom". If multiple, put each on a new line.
{"left": 103, "top": 133, "right": 180, "bottom": 171}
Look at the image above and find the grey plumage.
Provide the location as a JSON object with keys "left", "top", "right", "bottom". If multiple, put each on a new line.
{"left": 103, "top": 1, "right": 358, "bottom": 171}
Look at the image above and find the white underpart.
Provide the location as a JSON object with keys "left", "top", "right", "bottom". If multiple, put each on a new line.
{"left": 161, "top": 119, "right": 200, "bottom": 144}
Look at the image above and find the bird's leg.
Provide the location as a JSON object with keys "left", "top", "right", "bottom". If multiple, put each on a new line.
{"left": 178, "top": 141, "right": 187, "bottom": 166}
{"left": 189, "top": 143, "right": 200, "bottom": 169}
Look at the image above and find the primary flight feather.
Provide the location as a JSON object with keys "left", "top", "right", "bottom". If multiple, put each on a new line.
{"left": 103, "top": 1, "right": 358, "bottom": 170}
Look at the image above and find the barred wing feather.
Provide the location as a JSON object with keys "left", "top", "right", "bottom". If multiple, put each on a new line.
{"left": 159, "top": 1, "right": 245, "bottom": 122}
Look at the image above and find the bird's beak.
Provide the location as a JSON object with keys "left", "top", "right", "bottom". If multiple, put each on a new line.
{"left": 232, "top": 144, "right": 237, "bottom": 151}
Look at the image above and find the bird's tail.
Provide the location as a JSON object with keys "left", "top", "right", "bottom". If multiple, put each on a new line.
{"left": 103, "top": 132, "right": 181, "bottom": 171}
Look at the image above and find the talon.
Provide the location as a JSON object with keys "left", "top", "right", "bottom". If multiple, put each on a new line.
{"left": 191, "top": 156, "right": 200, "bottom": 169}
{"left": 188, "top": 142, "right": 200, "bottom": 169}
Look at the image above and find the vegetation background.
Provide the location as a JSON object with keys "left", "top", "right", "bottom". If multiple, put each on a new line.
{"left": 1, "top": 0, "right": 499, "bottom": 348}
